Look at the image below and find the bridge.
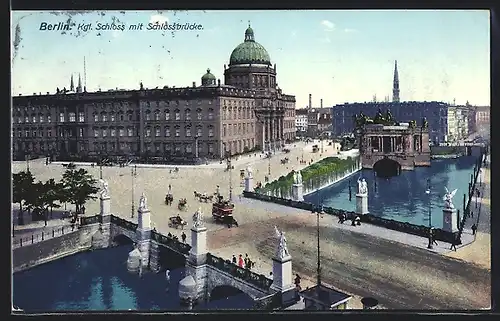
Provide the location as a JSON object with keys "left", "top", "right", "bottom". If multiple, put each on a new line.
{"left": 357, "top": 123, "right": 431, "bottom": 176}
{"left": 12, "top": 193, "right": 295, "bottom": 309}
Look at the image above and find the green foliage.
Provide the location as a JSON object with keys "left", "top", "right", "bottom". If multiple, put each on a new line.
{"left": 61, "top": 168, "right": 100, "bottom": 210}
{"left": 12, "top": 171, "right": 35, "bottom": 212}
{"left": 261, "top": 156, "right": 359, "bottom": 195}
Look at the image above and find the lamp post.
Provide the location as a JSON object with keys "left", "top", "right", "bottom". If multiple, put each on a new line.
{"left": 320, "top": 133, "right": 324, "bottom": 154}
{"left": 268, "top": 152, "right": 271, "bottom": 177}
{"left": 223, "top": 142, "right": 233, "bottom": 202}
{"left": 25, "top": 154, "right": 30, "bottom": 172}
{"left": 425, "top": 178, "right": 433, "bottom": 249}
{"left": 131, "top": 165, "right": 137, "bottom": 218}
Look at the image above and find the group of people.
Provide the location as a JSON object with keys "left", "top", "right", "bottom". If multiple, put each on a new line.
{"left": 232, "top": 254, "right": 255, "bottom": 270}
{"left": 166, "top": 231, "right": 186, "bottom": 243}
{"left": 337, "top": 212, "right": 361, "bottom": 226}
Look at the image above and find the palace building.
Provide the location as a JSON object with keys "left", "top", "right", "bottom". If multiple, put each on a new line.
{"left": 12, "top": 25, "right": 296, "bottom": 162}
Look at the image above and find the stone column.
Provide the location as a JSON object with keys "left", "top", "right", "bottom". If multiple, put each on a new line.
{"left": 291, "top": 183, "right": 304, "bottom": 202}
{"left": 378, "top": 137, "right": 382, "bottom": 151}
{"left": 92, "top": 190, "right": 112, "bottom": 249}
{"left": 136, "top": 193, "right": 151, "bottom": 268}
{"left": 267, "top": 118, "right": 271, "bottom": 151}
{"left": 270, "top": 232, "right": 295, "bottom": 305}
{"left": 261, "top": 122, "right": 265, "bottom": 152}
{"left": 356, "top": 189, "right": 369, "bottom": 215}
{"left": 244, "top": 167, "right": 254, "bottom": 192}
{"left": 442, "top": 207, "right": 458, "bottom": 233}
{"left": 186, "top": 208, "right": 208, "bottom": 302}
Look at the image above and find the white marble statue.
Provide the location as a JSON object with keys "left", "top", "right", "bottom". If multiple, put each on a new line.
{"left": 246, "top": 166, "right": 253, "bottom": 179}
{"left": 274, "top": 225, "right": 289, "bottom": 259}
{"left": 99, "top": 179, "right": 109, "bottom": 198}
{"left": 297, "top": 171, "right": 303, "bottom": 185}
{"left": 192, "top": 208, "right": 204, "bottom": 228}
{"left": 293, "top": 171, "right": 298, "bottom": 184}
{"left": 139, "top": 192, "right": 147, "bottom": 210}
{"left": 443, "top": 187, "right": 458, "bottom": 209}
{"left": 357, "top": 178, "right": 368, "bottom": 195}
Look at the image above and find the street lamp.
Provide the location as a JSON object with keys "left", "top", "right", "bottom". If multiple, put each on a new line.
{"left": 25, "top": 154, "right": 30, "bottom": 172}
{"left": 268, "top": 153, "right": 271, "bottom": 177}
{"left": 131, "top": 165, "right": 137, "bottom": 218}
{"left": 425, "top": 179, "right": 433, "bottom": 249}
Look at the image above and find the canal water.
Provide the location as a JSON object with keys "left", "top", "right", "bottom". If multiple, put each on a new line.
{"left": 13, "top": 245, "right": 254, "bottom": 312}
{"left": 304, "top": 156, "right": 477, "bottom": 228}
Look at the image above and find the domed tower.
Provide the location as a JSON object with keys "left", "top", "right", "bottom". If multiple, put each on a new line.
{"left": 224, "top": 24, "right": 277, "bottom": 91}
{"left": 201, "top": 68, "right": 217, "bottom": 86}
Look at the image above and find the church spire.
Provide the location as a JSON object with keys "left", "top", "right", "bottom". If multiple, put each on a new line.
{"left": 392, "top": 60, "right": 400, "bottom": 103}
{"left": 70, "top": 74, "right": 75, "bottom": 92}
{"left": 77, "top": 73, "right": 82, "bottom": 93}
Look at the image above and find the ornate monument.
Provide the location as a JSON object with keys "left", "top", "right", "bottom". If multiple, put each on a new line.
{"left": 99, "top": 179, "right": 111, "bottom": 216}
{"left": 139, "top": 192, "right": 148, "bottom": 211}
{"left": 192, "top": 208, "right": 205, "bottom": 229}
{"left": 136, "top": 192, "right": 152, "bottom": 268}
{"left": 270, "top": 226, "right": 294, "bottom": 302}
{"left": 189, "top": 208, "right": 208, "bottom": 265}
{"left": 356, "top": 177, "right": 369, "bottom": 215}
{"left": 244, "top": 166, "right": 254, "bottom": 192}
{"left": 291, "top": 170, "right": 304, "bottom": 202}
{"left": 442, "top": 187, "right": 458, "bottom": 233}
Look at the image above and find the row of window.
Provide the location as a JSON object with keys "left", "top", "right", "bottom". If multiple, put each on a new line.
{"left": 222, "top": 123, "right": 254, "bottom": 137}
{"left": 93, "top": 126, "right": 214, "bottom": 138}
{"left": 222, "top": 107, "right": 254, "bottom": 120}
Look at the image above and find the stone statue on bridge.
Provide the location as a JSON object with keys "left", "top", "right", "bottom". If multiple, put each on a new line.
{"left": 274, "top": 225, "right": 289, "bottom": 259}
{"left": 99, "top": 179, "right": 110, "bottom": 198}
{"left": 443, "top": 187, "right": 458, "bottom": 209}
{"left": 357, "top": 178, "right": 368, "bottom": 195}
{"left": 192, "top": 208, "right": 204, "bottom": 229}
{"left": 139, "top": 192, "right": 148, "bottom": 210}
{"left": 293, "top": 170, "right": 303, "bottom": 185}
{"left": 246, "top": 166, "right": 253, "bottom": 179}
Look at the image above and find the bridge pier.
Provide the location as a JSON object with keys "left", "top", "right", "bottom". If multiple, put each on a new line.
{"left": 136, "top": 194, "right": 152, "bottom": 269}
{"left": 291, "top": 183, "right": 304, "bottom": 202}
{"left": 442, "top": 207, "right": 459, "bottom": 233}
{"left": 356, "top": 193, "right": 369, "bottom": 215}
{"left": 270, "top": 247, "right": 295, "bottom": 305}
{"left": 91, "top": 193, "right": 112, "bottom": 249}
{"left": 185, "top": 208, "right": 209, "bottom": 303}
{"left": 149, "top": 240, "right": 161, "bottom": 273}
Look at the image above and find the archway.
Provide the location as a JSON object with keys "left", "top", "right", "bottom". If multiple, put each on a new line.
{"left": 209, "top": 285, "right": 255, "bottom": 307}
{"left": 158, "top": 246, "right": 186, "bottom": 270}
{"left": 112, "top": 234, "right": 134, "bottom": 246}
{"left": 373, "top": 157, "right": 402, "bottom": 178}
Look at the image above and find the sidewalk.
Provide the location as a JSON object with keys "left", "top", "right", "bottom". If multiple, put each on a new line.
{"left": 235, "top": 197, "right": 472, "bottom": 255}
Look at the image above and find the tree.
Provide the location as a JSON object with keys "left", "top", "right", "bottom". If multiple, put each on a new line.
{"left": 24, "top": 181, "right": 48, "bottom": 224}
{"left": 44, "top": 178, "right": 61, "bottom": 219}
{"left": 60, "top": 168, "right": 99, "bottom": 212}
{"left": 12, "top": 171, "right": 35, "bottom": 225}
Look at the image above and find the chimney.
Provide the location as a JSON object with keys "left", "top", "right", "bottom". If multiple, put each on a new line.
{"left": 192, "top": 81, "right": 196, "bottom": 88}
{"left": 309, "top": 94, "right": 312, "bottom": 109}
{"left": 320, "top": 99, "right": 323, "bottom": 108}
{"left": 217, "top": 79, "right": 221, "bottom": 86}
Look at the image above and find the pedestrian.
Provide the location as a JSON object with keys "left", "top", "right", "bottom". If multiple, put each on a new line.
{"left": 181, "top": 232, "right": 186, "bottom": 243}
{"left": 355, "top": 216, "right": 361, "bottom": 226}
{"left": 232, "top": 255, "right": 237, "bottom": 264}
{"left": 81, "top": 205, "right": 86, "bottom": 214}
{"left": 351, "top": 217, "right": 356, "bottom": 226}
{"left": 338, "top": 214, "right": 344, "bottom": 224}
{"left": 244, "top": 254, "right": 249, "bottom": 267}
{"left": 450, "top": 235, "right": 459, "bottom": 251}
{"left": 471, "top": 224, "right": 477, "bottom": 236}
{"left": 294, "top": 274, "right": 301, "bottom": 291}
{"left": 238, "top": 254, "right": 244, "bottom": 268}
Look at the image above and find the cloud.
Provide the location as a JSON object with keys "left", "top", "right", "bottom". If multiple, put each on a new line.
{"left": 321, "top": 20, "right": 335, "bottom": 31}
{"left": 290, "top": 30, "right": 297, "bottom": 38}
{"left": 344, "top": 28, "right": 357, "bottom": 33}
{"left": 150, "top": 14, "right": 168, "bottom": 25}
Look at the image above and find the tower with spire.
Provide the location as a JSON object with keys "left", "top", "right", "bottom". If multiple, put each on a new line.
{"left": 77, "top": 73, "right": 82, "bottom": 93}
{"left": 70, "top": 74, "right": 75, "bottom": 92}
{"left": 392, "top": 60, "right": 400, "bottom": 103}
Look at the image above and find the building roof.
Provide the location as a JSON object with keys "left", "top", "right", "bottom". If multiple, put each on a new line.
{"left": 201, "top": 68, "right": 216, "bottom": 81}
{"left": 295, "top": 109, "right": 309, "bottom": 115}
{"left": 229, "top": 26, "right": 271, "bottom": 66}
{"left": 300, "top": 284, "right": 351, "bottom": 307}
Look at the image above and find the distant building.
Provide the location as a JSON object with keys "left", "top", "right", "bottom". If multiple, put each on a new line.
{"left": 295, "top": 108, "right": 308, "bottom": 136}
{"left": 447, "top": 106, "right": 469, "bottom": 142}
{"left": 332, "top": 101, "right": 449, "bottom": 144}
{"left": 307, "top": 108, "right": 331, "bottom": 138}
{"left": 12, "top": 25, "right": 296, "bottom": 162}
{"left": 470, "top": 105, "right": 490, "bottom": 134}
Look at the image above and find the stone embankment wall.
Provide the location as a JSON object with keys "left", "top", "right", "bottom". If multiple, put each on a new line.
{"left": 13, "top": 225, "right": 99, "bottom": 273}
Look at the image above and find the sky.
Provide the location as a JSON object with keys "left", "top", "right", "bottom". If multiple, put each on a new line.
{"left": 11, "top": 10, "right": 490, "bottom": 107}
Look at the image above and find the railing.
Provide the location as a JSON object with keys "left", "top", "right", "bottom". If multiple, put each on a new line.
{"left": 206, "top": 253, "right": 273, "bottom": 290}
{"left": 243, "top": 191, "right": 459, "bottom": 244}
{"left": 110, "top": 215, "right": 138, "bottom": 231}
{"left": 151, "top": 231, "right": 191, "bottom": 255}
{"left": 12, "top": 225, "right": 78, "bottom": 249}
{"left": 80, "top": 215, "right": 102, "bottom": 226}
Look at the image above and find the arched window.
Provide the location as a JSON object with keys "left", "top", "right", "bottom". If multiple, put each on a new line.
{"left": 185, "top": 109, "right": 191, "bottom": 121}
{"left": 154, "top": 110, "right": 160, "bottom": 121}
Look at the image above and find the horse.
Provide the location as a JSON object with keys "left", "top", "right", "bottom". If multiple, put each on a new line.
{"left": 178, "top": 198, "right": 187, "bottom": 211}
{"left": 199, "top": 194, "right": 214, "bottom": 203}
{"left": 165, "top": 193, "right": 174, "bottom": 206}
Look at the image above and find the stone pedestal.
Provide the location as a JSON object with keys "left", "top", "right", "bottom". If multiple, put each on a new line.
{"left": 136, "top": 207, "right": 152, "bottom": 268}
{"left": 291, "top": 184, "right": 304, "bottom": 202}
{"left": 244, "top": 176, "right": 254, "bottom": 192}
{"left": 356, "top": 193, "right": 369, "bottom": 215}
{"left": 100, "top": 195, "right": 111, "bottom": 216}
{"left": 189, "top": 225, "right": 207, "bottom": 265}
{"left": 442, "top": 207, "right": 458, "bottom": 233}
{"left": 149, "top": 240, "right": 161, "bottom": 272}
{"left": 270, "top": 254, "right": 293, "bottom": 292}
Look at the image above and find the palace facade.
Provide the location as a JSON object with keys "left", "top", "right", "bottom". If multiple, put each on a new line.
{"left": 12, "top": 25, "right": 296, "bottom": 162}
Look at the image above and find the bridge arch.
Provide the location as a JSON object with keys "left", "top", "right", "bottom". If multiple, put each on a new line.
{"left": 112, "top": 234, "right": 135, "bottom": 245}
{"left": 209, "top": 285, "right": 254, "bottom": 302}
{"left": 373, "top": 157, "right": 402, "bottom": 178}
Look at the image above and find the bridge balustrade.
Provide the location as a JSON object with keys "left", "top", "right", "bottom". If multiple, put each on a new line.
{"left": 110, "top": 215, "right": 138, "bottom": 231}
{"left": 206, "top": 253, "right": 273, "bottom": 290}
{"left": 151, "top": 231, "right": 191, "bottom": 255}
{"left": 80, "top": 215, "right": 102, "bottom": 226}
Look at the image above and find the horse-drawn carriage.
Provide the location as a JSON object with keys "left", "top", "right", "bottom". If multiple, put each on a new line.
{"left": 178, "top": 198, "right": 188, "bottom": 211}
{"left": 212, "top": 195, "right": 238, "bottom": 228}
{"left": 168, "top": 215, "right": 187, "bottom": 229}
{"left": 280, "top": 157, "right": 289, "bottom": 164}
{"left": 194, "top": 191, "right": 214, "bottom": 203}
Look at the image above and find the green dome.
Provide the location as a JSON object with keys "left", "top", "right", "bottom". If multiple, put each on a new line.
{"left": 201, "top": 68, "right": 216, "bottom": 80}
{"left": 229, "top": 26, "right": 271, "bottom": 66}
